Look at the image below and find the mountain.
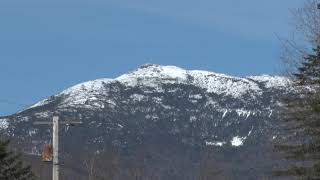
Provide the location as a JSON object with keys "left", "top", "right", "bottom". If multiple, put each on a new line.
{"left": 0, "top": 64, "right": 290, "bottom": 180}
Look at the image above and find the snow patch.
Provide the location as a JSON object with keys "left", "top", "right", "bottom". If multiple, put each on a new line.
{"left": 29, "top": 99, "right": 50, "bottom": 109}
{"left": 162, "top": 104, "right": 172, "bottom": 109}
{"left": 152, "top": 97, "right": 162, "bottom": 103}
{"left": 235, "top": 109, "right": 252, "bottom": 118}
{"left": 117, "top": 124, "right": 124, "bottom": 128}
{"left": 130, "top": 94, "right": 145, "bottom": 102}
{"left": 29, "top": 129, "right": 36, "bottom": 136}
{"left": 231, "top": 136, "right": 246, "bottom": 147}
{"left": 205, "top": 141, "right": 226, "bottom": 146}
{"left": 189, "top": 94, "right": 202, "bottom": 99}
{"left": 34, "top": 112, "right": 50, "bottom": 118}
{"left": 248, "top": 75, "right": 290, "bottom": 89}
{"left": 116, "top": 64, "right": 188, "bottom": 87}
{"left": 92, "top": 102, "right": 105, "bottom": 108}
{"left": 248, "top": 126, "right": 254, "bottom": 136}
{"left": 0, "top": 119, "right": 9, "bottom": 129}
{"left": 190, "top": 70, "right": 262, "bottom": 98}
{"left": 222, "top": 110, "right": 229, "bottom": 118}
{"left": 116, "top": 64, "right": 263, "bottom": 98}
{"left": 269, "top": 110, "right": 273, "bottom": 118}
{"left": 61, "top": 78, "right": 113, "bottom": 95}
{"left": 59, "top": 78, "right": 113, "bottom": 107}
{"left": 190, "top": 116, "right": 197, "bottom": 122}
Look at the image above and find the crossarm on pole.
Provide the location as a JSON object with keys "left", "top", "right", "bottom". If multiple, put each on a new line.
{"left": 33, "top": 121, "right": 82, "bottom": 125}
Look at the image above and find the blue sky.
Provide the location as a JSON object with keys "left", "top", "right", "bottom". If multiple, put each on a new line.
{"left": 0, "top": 0, "right": 302, "bottom": 115}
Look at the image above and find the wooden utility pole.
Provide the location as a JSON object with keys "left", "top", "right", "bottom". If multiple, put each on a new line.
{"left": 34, "top": 116, "right": 82, "bottom": 180}
{"left": 53, "top": 116, "right": 59, "bottom": 180}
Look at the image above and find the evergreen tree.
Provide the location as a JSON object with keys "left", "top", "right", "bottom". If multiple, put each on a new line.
{"left": 275, "top": 46, "right": 320, "bottom": 179}
{"left": 0, "top": 140, "right": 35, "bottom": 180}
{"left": 295, "top": 46, "right": 320, "bottom": 85}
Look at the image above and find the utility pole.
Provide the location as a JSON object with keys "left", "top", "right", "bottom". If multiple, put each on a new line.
{"left": 34, "top": 116, "right": 82, "bottom": 180}
{"left": 53, "top": 116, "right": 59, "bottom": 180}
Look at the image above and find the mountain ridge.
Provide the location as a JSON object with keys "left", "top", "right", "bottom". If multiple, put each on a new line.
{"left": 0, "top": 64, "right": 290, "bottom": 179}
{"left": 22, "top": 64, "right": 289, "bottom": 112}
{"left": 0, "top": 64, "right": 288, "bottom": 147}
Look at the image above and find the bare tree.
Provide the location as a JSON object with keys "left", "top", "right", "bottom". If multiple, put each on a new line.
{"left": 279, "top": 0, "right": 320, "bottom": 76}
{"left": 82, "top": 147, "right": 123, "bottom": 180}
{"left": 293, "top": 0, "right": 320, "bottom": 44}
{"left": 274, "top": 1, "right": 320, "bottom": 178}
{"left": 83, "top": 151, "right": 99, "bottom": 180}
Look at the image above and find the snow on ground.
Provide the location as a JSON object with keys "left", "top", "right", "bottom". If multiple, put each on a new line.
{"left": 130, "top": 94, "right": 145, "bottom": 102}
{"left": 26, "top": 78, "right": 114, "bottom": 110}
{"left": 116, "top": 64, "right": 268, "bottom": 98}
{"left": 235, "top": 109, "right": 252, "bottom": 118}
{"left": 190, "top": 70, "right": 262, "bottom": 98}
{"left": 29, "top": 129, "right": 37, "bottom": 136}
{"left": 59, "top": 78, "right": 113, "bottom": 107}
{"left": 206, "top": 141, "right": 226, "bottom": 146}
{"left": 0, "top": 119, "right": 9, "bottom": 129}
{"left": 248, "top": 75, "right": 290, "bottom": 88}
{"left": 26, "top": 64, "right": 290, "bottom": 110}
{"left": 29, "top": 99, "right": 50, "bottom": 109}
{"left": 222, "top": 110, "right": 229, "bottom": 118}
{"left": 61, "top": 78, "right": 113, "bottom": 95}
{"left": 231, "top": 136, "right": 246, "bottom": 147}
{"left": 220, "top": 108, "right": 258, "bottom": 119}
{"left": 230, "top": 127, "right": 254, "bottom": 147}
{"left": 189, "top": 94, "right": 203, "bottom": 99}
{"left": 189, "top": 116, "right": 197, "bottom": 122}
{"left": 207, "top": 127, "right": 254, "bottom": 147}
{"left": 34, "top": 112, "right": 50, "bottom": 118}
{"left": 116, "top": 64, "right": 188, "bottom": 87}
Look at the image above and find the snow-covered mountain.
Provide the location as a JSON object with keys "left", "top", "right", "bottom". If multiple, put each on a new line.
{"left": 27, "top": 64, "right": 288, "bottom": 110}
{"left": 0, "top": 64, "right": 291, "bottom": 179}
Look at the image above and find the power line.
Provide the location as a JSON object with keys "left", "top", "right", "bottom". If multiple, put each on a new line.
{"left": 34, "top": 116, "right": 82, "bottom": 180}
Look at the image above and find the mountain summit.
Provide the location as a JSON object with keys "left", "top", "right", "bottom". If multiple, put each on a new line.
{"left": 25, "top": 64, "right": 288, "bottom": 111}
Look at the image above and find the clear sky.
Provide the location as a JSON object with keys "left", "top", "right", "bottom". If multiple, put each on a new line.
{"left": 0, "top": 0, "right": 303, "bottom": 116}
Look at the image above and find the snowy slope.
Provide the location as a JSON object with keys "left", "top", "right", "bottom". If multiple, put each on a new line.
{"left": 27, "top": 64, "right": 289, "bottom": 110}
{"left": 0, "top": 64, "right": 293, "bottom": 180}
{"left": 0, "top": 63, "right": 289, "bottom": 152}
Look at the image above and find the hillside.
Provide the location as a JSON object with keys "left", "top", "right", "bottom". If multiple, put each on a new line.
{"left": 0, "top": 64, "right": 290, "bottom": 179}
